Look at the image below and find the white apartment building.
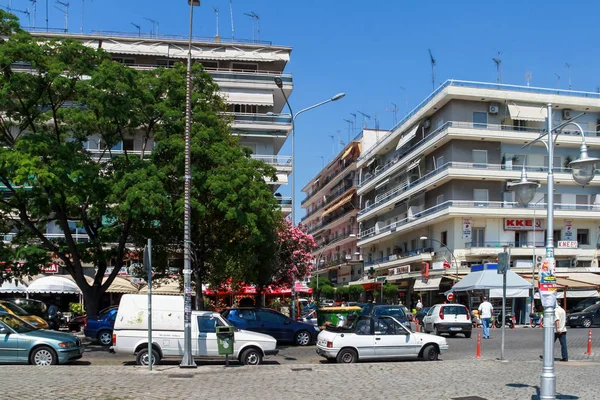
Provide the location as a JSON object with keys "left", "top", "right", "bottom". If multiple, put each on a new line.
{"left": 301, "top": 130, "right": 381, "bottom": 287}
{"left": 355, "top": 80, "right": 600, "bottom": 309}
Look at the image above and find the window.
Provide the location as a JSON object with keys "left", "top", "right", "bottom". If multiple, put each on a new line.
{"left": 440, "top": 231, "right": 447, "bottom": 246}
{"left": 515, "top": 231, "right": 528, "bottom": 247}
{"left": 112, "top": 57, "right": 135, "bottom": 65}
{"left": 544, "top": 194, "right": 562, "bottom": 205}
{"left": 197, "top": 316, "right": 224, "bottom": 333}
{"left": 375, "top": 317, "right": 404, "bottom": 335}
{"left": 473, "top": 112, "right": 488, "bottom": 128}
{"left": 200, "top": 61, "right": 219, "bottom": 70}
{"left": 471, "top": 228, "right": 485, "bottom": 247}
{"left": 577, "top": 229, "right": 590, "bottom": 245}
{"left": 472, "top": 150, "right": 488, "bottom": 167}
{"left": 157, "top": 59, "right": 178, "bottom": 68}
{"left": 354, "top": 317, "right": 373, "bottom": 335}
{"left": 513, "top": 119, "right": 527, "bottom": 131}
{"left": 437, "top": 195, "right": 444, "bottom": 205}
{"left": 411, "top": 239, "right": 416, "bottom": 251}
{"left": 436, "top": 119, "right": 445, "bottom": 129}
{"left": 474, "top": 189, "right": 489, "bottom": 206}
{"left": 543, "top": 156, "right": 562, "bottom": 169}
{"left": 123, "top": 139, "right": 135, "bottom": 152}
{"left": 232, "top": 104, "right": 258, "bottom": 114}
{"left": 232, "top": 309, "right": 256, "bottom": 321}
{"left": 436, "top": 156, "right": 444, "bottom": 169}
{"left": 257, "top": 310, "right": 286, "bottom": 324}
{"left": 576, "top": 195, "right": 589, "bottom": 209}
{"left": 232, "top": 62, "right": 258, "bottom": 71}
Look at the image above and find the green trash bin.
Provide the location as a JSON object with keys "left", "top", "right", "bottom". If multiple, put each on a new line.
{"left": 216, "top": 326, "right": 234, "bottom": 355}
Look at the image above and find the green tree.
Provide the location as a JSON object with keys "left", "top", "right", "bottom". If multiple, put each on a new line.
{"left": 348, "top": 285, "right": 364, "bottom": 302}
{"left": 382, "top": 283, "right": 399, "bottom": 303}
{"left": 309, "top": 276, "right": 331, "bottom": 303}
{"left": 336, "top": 285, "right": 350, "bottom": 301}
{"left": 320, "top": 284, "right": 335, "bottom": 299}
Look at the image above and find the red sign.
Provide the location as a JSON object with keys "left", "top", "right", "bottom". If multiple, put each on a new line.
{"left": 504, "top": 219, "right": 543, "bottom": 231}
{"left": 447, "top": 293, "right": 455, "bottom": 302}
{"left": 41, "top": 264, "right": 59, "bottom": 274}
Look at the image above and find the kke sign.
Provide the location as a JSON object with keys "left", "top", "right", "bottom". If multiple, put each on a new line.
{"left": 447, "top": 293, "right": 455, "bottom": 302}
{"left": 504, "top": 218, "right": 544, "bottom": 231}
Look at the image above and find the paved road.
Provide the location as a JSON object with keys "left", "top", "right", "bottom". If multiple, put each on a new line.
{"left": 81, "top": 326, "right": 600, "bottom": 366}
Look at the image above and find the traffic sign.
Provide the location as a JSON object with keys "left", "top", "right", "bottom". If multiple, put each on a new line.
{"left": 447, "top": 292, "right": 455, "bottom": 302}
{"left": 497, "top": 252, "right": 509, "bottom": 274}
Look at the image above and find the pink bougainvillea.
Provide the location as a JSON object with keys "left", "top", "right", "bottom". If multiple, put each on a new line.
{"left": 273, "top": 220, "right": 317, "bottom": 287}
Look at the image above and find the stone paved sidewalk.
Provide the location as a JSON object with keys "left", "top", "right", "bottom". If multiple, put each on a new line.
{"left": 1, "top": 359, "right": 598, "bottom": 400}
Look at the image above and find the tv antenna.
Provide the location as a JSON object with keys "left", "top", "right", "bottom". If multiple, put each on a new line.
{"left": 350, "top": 113, "right": 357, "bottom": 132}
{"left": 229, "top": 0, "right": 235, "bottom": 39}
{"left": 131, "top": 22, "right": 141, "bottom": 37}
{"left": 555, "top": 72, "right": 560, "bottom": 89}
{"left": 386, "top": 102, "right": 399, "bottom": 125}
{"left": 144, "top": 17, "right": 159, "bottom": 37}
{"left": 244, "top": 11, "right": 259, "bottom": 42}
{"left": 328, "top": 135, "right": 335, "bottom": 157}
{"left": 343, "top": 118, "right": 354, "bottom": 141}
{"left": 29, "top": 0, "right": 37, "bottom": 28}
{"left": 45, "top": 0, "right": 48, "bottom": 29}
{"left": 10, "top": 5, "right": 31, "bottom": 27}
{"left": 492, "top": 52, "right": 502, "bottom": 84}
{"left": 565, "top": 63, "right": 572, "bottom": 90}
{"left": 525, "top": 71, "right": 532, "bottom": 86}
{"left": 428, "top": 49, "right": 436, "bottom": 91}
{"left": 55, "top": 0, "right": 69, "bottom": 32}
{"left": 373, "top": 113, "right": 380, "bottom": 131}
{"left": 213, "top": 6, "right": 219, "bottom": 38}
{"left": 357, "top": 110, "right": 371, "bottom": 128}
{"left": 80, "top": 0, "right": 92, "bottom": 33}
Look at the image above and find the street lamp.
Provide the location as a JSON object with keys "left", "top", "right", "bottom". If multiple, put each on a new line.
{"left": 509, "top": 104, "right": 599, "bottom": 399}
{"left": 181, "top": 0, "right": 200, "bottom": 369}
{"left": 274, "top": 77, "right": 345, "bottom": 320}
{"left": 420, "top": 236, "right": 459, "bottom": 287}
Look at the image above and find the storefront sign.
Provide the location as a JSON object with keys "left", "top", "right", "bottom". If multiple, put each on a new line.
{"left": 563, "top": 220, "right": 574, "bottom": 241}
{"left": 41, "top": 264, "right": 59, "bottom": 274}
{"left": 558, "top": 241, "right": 578, "bottom": 248}
{"left": 388, "top": 265, "right": 411, "bottom": 276}
{"left": 504, "top": 218, "right": 544, "bottom": 231}
{"left": 462, "top": 218, "right": 472, "bottom": 239}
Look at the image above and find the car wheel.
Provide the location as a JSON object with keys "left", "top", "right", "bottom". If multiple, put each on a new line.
{"left": 434, "top": 325, "right": 440, "bottom": 336}
{"left": 30, "top": 346, "right": 58, "bottom": 366}
{"left": 464, "top": 332, "right": 472, "bottom": 339}
{"left": 98, "top": 330, "right": 112, "bottom": 346}
{"left": 240, "top": 348, "right": 262, "bottom": 366}
{"left": 136, "top": 348, "right": 160, "bottom": 366}
{"left": 421, "top": 344, "right": 438, "bottom": 361}
{"left": 582, "top": 318, "right": 592, "bottom": 328}
{"left": 336, "top": 348, "right": 358, "bottom": 364}
{"left": 295, "top": 330, "right": 311, "bottom": 346}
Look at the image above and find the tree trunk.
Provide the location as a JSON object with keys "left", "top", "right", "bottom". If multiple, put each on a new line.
{"left": 81, "top": 284, "right": 102, "bottom": 317}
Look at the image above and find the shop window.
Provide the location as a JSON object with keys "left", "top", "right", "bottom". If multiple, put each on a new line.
{"left": 577, "top": 229, "right": 589, "bottom": 245}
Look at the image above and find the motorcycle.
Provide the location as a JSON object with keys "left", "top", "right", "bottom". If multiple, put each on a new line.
{"left": 494, "top": 312, "right": 516, "bottom": 329}
{"left": 529, "top": 312, "right": 541, "bottom": 328}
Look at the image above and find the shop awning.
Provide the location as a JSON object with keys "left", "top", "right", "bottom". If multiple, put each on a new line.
{"left": 413, "top": 277, "right": 442, "bottom": 292}
{"left": 490, "top": 288, "right": 530, "bottom": 298}
{"left": 396, "top": 124, "right": 420, "bottom": 150}
{"left": 220, "top": 89, "right": 274, "bottom": 106}
{"left": 341, "top": 144, "right": 358, "bottom": 160}
{"left": 102, "top": 276, "right": 139, "bottom": 294}
{"left": 447, "top": 264, "right": 533, "bottom": 293}
{"left": 139, "top": 279, "right": 182, "bottom": 295}
{"left": 507, "top": 103, "right": 548, "bottom": 122}
{"left": 26, "top": 275, "right": 82, "bottom": 294}
{"left": 562, "top": 273, "right": 600, "bottom": 286}
{"left": 322, "top": 192, "right": 354, "bottom": 217}
{"left": 0, "top": 278, "right": 27, "bottom": 293}
{"left": 535, "top": 290, "right": 599, "bottom": 299}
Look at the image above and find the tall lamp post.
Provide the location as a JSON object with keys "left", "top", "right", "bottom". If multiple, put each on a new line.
{"left": 274, "top": 77, "right": 344, "bottom": 320}
{"left": 420, "top": 236, "right": 459, "bottom": 287}
{"left": 181, "top": 0, "right": 200, "bottom": 369}
{"left": 509, "top": 104, "right": 599, "bottom": 399}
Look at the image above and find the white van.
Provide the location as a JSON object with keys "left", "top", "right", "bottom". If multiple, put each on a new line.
{"left": 110, "top": 294, "right": 278, "bottom": 366}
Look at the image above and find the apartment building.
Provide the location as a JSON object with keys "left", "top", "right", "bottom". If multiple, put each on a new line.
{"left": 301, "top": 130, "right": 381, "bottom": 286}
{"left": 27, "top": 30, "right": 294, "bottom": 221}
{"left": 355, "top": 80, "right": 600, "bottom": 308}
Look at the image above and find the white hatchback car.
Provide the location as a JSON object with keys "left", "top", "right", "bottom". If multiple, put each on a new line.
{"left": 422, "top": 304, "right": 472, "bottom": 338}
{"left": 316, "top": 315, "right": 448, "bottom": 363}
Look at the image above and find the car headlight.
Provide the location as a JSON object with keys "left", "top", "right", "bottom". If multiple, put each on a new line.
{"left": 58, "top": 341, "right": 77, "bottom": 348}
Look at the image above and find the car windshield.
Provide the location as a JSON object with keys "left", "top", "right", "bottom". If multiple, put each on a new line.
{"left": 0, "top": 314, "right": 35, "bottom": 333}
{"left": 1, "top": 302, "right": 29, "bottom": 316}
{"left": 582, "top": 304, "right": 600, "bottom": 313}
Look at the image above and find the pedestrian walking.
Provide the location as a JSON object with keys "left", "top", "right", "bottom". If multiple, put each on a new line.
{"left": 478, "top": 297, "right": 494, "bottom": 339}
{"left": 554, "top": 303, "right": 568, "bottom": 362}
{"left": 416, "top": 299, "right": 423, "bottom": 311}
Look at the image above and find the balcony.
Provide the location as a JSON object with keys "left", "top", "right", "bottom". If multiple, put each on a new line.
{"left": 307, "top": 207, "right": 358, "bottom": 236}
{"left": 302, "top": 159, "right": 357, "bottom": 206}
{"left": 301, "top": 183, "right": 355, "bottom": 222}
{"left": 357, "top": 79, "right": 600, "bottom": 165}
{"left": 314, "top": 233, "right": 357, "bottom": 252}
{"left": 359, "top": 121, "right": 600, "bottom": 193}
{"left": 225, "top": 112, "right": 292, "bottom": 130}
{"left": 251, "top": 155, "right": 292, "bottom": 171}
{"left": 364, "top": 247, "right": 434, "bottom": 268}
{"left": 358, "top": 200, "right": 600, "bottom": 246}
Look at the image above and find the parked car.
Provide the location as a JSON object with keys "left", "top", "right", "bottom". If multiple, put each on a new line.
{"left": 5, "top": 298, "right": 47, "bottom": 319}
{"left": 301, "top": 309, "right": 318, "bottom": 327}
{"left": 222, "top": 307, "right": 320, "bottom": 346}
{"left": 415, "top": 307, "right": 431, "bottom": 326}
{"left": 316, "top": 315, "right": 448, "bottom": 363}
{"left": 111, "top": 295, "right": 278, "bottom": 366}
{"left": 422, "top": 304, "right": 472, "bottom": 338}
{"left": 400, "top": 306, "right": 414, "bottom": 322}
{"left": 0, "top": 300, "right": 49, "bottom": 329}
{"left": 568, "top": 298, "right": 600, "bottom": 314}
{"left": 568, "top": 304, "right": 600, "bottom": 328}
{"left": 0, "top": 311, "right": 84, "bottom": 365}
{"left": 68, "top": 315, "right": 86, "bottom": 332}
{"left": 320, "top": 299, "right": 335, "bottom": 307}
{"left": 84, "top": 306, "right": 118, "bottom": 346}
{"left": 359, "top": 304, "right": 411, "bottom": 329}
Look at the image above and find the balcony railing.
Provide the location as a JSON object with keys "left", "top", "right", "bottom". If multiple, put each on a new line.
{"left": 358, "top": 160, "right": 580, "bottom": 217}
{"left": 251, "top": 155, "right": 292, "bottom": 167}
{"left": 465, "top": 241, "right": 549, "bottom": 249}
{"left": 302, "top": 160, "right": 356, "bottom": 205}
{"left": 302, "top": 183, "right": 353, "bottom": 222}
{"left": 358, "top": 200, "right": 600, "bottom": 240}
{"left": 358, "top": 79, "right": 600, "bottom": 163}
{"left": 364, "top": 247, "right": 433, "bottom": 267}
{"left": 359, "top": 120, "right": 600, "bottom": 189}
{"left": 225, "top": 112, "right": 292, "bottom": 126}
{"left": 307, "top": 207, "right": 357, "bottom": 235}
{"left": 316, "top": 233, "right": 356, "bottom": 251}
{"left": 276, "top": 197, "right": 292, "bottom": 206}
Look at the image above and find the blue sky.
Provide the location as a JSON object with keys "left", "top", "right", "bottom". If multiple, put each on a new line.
{"left": 12, "top": 0, "right": 600, "bottom": 222}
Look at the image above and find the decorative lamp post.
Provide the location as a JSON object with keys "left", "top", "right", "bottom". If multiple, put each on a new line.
{"left": 419, "top": 236, "right": 458, "bottom": 286}
{"left": 509, "top": 104, "right": 599, "bottom": 399}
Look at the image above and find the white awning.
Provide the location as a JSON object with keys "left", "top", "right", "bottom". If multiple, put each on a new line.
{"left": 26, "top": 276, "right": 81, "bottom": 294}
{"left": 396, "top": 124, "right": 420, "bottom": 150}
{"left": 507, "top": 103, "right": 548, "bottom": 122}
{"left": 413, "top": 277, "right": 441, "bottom": 291}
{"left": 535, "top": 290, "right": 599, "bottom": 299}
{"left": 490, "top": 288, "right": 530, "bottom": 298}
{"left": 0, "top": 279, "right": 27, "bottom": 293}
{"left": 220, "top": 89, "right": 274, "bottom": 106}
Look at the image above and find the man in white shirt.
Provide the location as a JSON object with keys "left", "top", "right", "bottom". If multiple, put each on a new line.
{"left": 478, "top": 297, "right": 494, "bottom": 339}
{"left": 554, "top": 303, "right": 568, "bottom": 361}
{"left": 416, "top": 299, "right": 423, "bottom": 311}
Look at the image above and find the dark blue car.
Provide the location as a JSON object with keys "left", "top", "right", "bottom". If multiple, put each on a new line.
{"left": 222, "top": 308, "right": 319, "bottom": 346}
{"left": 84, "top": 307, "right": 118, "bottom": 346}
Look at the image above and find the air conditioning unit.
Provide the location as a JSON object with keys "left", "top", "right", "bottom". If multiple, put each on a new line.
{"left": 536, "top": 255, "right": 543, "bottom": 263}
{"left": 563, "top": 109, "right": 572, "bottom": 120}
{"left": 423, "top": 119, "right": 431, "bottom": 129}
{"left": 489, "top": 103, "right": 499, "bottom": 114}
